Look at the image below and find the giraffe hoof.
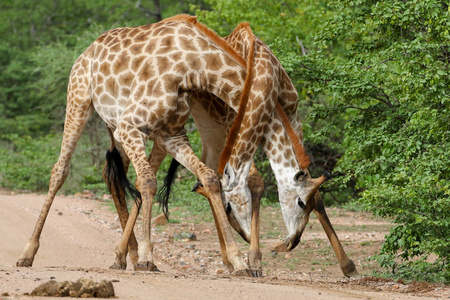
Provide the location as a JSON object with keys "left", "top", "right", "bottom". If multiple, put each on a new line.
{"left": 250, "top": 269, "right": 262, "bottom": 277}
{"left": 134, "top": 261, "right": 159, "bottom": 271}
{"left": 109, "top": 262, "right": 127, "bottom": 270}
{"left": 342, "top": 259, "right": 359, "bottom": 277}
{"left": 16, "top": 258, "right": 33, "bottom": 267}
{"left": 232, "top": 269, "right": 251, "bottom": 277}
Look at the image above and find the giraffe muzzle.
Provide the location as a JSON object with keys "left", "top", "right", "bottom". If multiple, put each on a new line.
{"left": 285, "top": 230, "right": 304, "bottom": 251}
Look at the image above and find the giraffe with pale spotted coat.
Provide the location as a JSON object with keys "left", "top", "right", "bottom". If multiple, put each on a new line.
{"left": 16, "top": 15, "right": 262, "bottom": 276}
{"left": 158, "top": 24, "right": 358, "bottom": 277}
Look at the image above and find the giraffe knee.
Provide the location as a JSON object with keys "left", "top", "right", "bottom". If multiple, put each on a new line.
{"left": 203, "top": 176, "right": 221, "bottom": 195}
{"left": 136, "top": 177, "right": 157, "bottom": 196}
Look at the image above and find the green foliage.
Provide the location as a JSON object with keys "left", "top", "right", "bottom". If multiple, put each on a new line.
{"left": 0, "top": 135, "right": 57, "bottom": 191}
{"left": 0, "top": 133, "right": 109, "bottom": 194}
{"left": 299, "top": 0, "right": 450, "bottom": 282}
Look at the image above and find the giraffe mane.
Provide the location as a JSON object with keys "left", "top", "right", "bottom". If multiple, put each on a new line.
{"left": 275, "top": 103, "right": 310, "bottom": 169}
{"left": 163, "top": 15, "right": 255, "bottom": 175}
{"left": 217, "top": 22, "right": 255, "bottom": 174}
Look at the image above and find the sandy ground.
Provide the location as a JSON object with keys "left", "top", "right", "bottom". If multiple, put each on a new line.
{"left": 0, "top": 191, "right": 448, "bottom": 299}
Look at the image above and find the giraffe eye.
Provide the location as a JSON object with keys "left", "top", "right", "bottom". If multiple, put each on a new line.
{"left": 297, "top": 198, "right": 306, "bottom": 210}
{"left": 226, "top": 203, "right": 232, "bottom": 214}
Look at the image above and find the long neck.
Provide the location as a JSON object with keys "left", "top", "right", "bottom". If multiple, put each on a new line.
{"left": 218, "top": 27, "right": 279, "bottom": 178}
{"left": 261, "top": 110, "right": 303, "bottom": 186}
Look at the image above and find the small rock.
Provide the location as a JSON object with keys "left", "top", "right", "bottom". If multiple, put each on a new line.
{"left": 216, "top": 269, "right": 224, "bottom": 274}
{"left": 284, "top": 253, "right": 292, "bottom": 259}
{"left": 169, "top": 207, "right": 179, "bottom": 213}
{"left": 175, "top": 232, "right": 197, "bottom": 241}
{"left": 271, "top": 241, "right": 288, "bottom": 253}
{"left": 201, "top": 229, "right": 212, "bottom": 234}
{"left": 271, "top": 251, "right": 278, "bottom": 258}
{"left": 31, "top": 278, "right": 114, "bottom": 298}
{"left": 186, "top": 233, "right": 197, "bottom": 241}
{"left": 173, "top": 233, "right": 183, "bottom": 240}
{"left": 82, "top": 190, "right": 95, "bottom": 198}
{"left": 153, "top": 213, "right": 168, "bottom": 226}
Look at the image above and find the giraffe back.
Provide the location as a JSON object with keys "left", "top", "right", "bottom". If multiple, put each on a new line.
{"left": 68, "top": 16, "right": 253, "bottom": 139}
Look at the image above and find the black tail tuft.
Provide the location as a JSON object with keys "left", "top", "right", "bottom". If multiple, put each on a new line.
{"left": 105, "top": 147, "right": 142, "bottom": 209}
{"left": 156, "top": 158, "right": 180, "bottom": 220}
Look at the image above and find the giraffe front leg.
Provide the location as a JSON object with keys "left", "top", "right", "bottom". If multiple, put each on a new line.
{"left": 17, "top": 98, "right": 93, "bottom": 267}
{"left": 133, "top": 140, "right": 167, "bottom": 271}
{"left": 247, "top": 163, "right": 263, "bottom": 277}
{"left": 159, "top": 135, "right": 250, "bottom": 276}
{"left": 103, "top": 137, "right": 139, "bottom": 266}
{"left": 313, "top": 192, "right": 359, "bottom": 277}
{"left": 133, "top": 156, "right": 159, "bottom": 272}
{"left": 110, "top": 124, "right": 159, "bottom": 271}
{"left": 134, "top": 175, "right": 159, "bottom": 271}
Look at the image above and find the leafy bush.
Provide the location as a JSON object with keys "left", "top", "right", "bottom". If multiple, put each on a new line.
{"left": 0, "top": 133, "right": 110, "bottom": 195}
{"left": 300, "top": 0, "right": 450, "bottom": 282}
{"left": 0, "top": 134, "right": 57, "bottom": 191}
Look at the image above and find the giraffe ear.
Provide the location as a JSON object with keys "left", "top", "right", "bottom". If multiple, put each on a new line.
{"left": 294, "top": 170, "right": 307, "bottom": 183}
{"left": 222, "top": 163, "right": 236, "bottom": 190}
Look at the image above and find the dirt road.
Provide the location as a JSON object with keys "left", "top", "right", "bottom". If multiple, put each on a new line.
{"left": 0, "top": 191, "right": 447, "bottom": 299}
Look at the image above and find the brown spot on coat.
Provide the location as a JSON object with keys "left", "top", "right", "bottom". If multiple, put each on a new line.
{"left": 105, "top": 78, "right": 119, "bottom": 97}
{"left": 203, "top": 54, "right": 223, "bottom": 71}
{"left": 157, "top": 57, "right": 170, "bottom": 75}
{"left": 132, "top": 56, "right": 145, "bottom": 72}
{"left": 119, "top": 73, "right": 134, "bottom": 86}
{"left": 130, "top": 44, "right": 144, "bottom": 55}
{"left": 138, "top": 61, "right": 156, "bottom": 82}
{"left": 113, "top": 52, "right": 131, "bottom": 74}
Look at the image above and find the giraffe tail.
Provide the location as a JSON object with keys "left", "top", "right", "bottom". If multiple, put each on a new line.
{"left": 105, "top": 147, "right": 142, "bottom": 209}
{"left": 156, "top": 158, "right": 180, "bottom": 219}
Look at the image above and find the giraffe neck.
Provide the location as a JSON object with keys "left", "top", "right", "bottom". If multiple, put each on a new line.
{"left": 218, "top": 25, "right": 279, "bottom": 177}
{"left": 261, "top": 111, "right": 305, "bottom": 188}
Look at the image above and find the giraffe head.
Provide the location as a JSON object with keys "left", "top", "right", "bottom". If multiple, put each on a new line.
{"left": 221, "top": 162, "right": 253, "bottom": 243}
{"left": 261, "top": 104, "right": 334, "bottom": 251}
{"left": 278, "top": 170, "right": 331, "bottom": 250}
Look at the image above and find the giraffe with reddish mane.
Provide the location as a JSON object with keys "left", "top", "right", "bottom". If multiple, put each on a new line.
{"left": 160, "top": 24, "right": 358, "bottom": 277}
{"left": 16, "top": 15, "right": 264, "bottom": 275}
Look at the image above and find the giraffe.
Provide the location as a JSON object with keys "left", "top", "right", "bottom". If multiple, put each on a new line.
{"left": 151, "top": 21, "right": 306, "bottom": 277}
{"left": 160, "top": 25, "right": 358, "bottom": 277}
{"left": 15, "top": 15, "right": 270, "bottom": 276}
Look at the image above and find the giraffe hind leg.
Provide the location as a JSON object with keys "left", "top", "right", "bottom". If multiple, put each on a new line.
{"left": 111, "top": 125, "right": 159, "bottom": 271}
{"left": 16, "top": 93, "right": 94, "bottom": 267}
{"left": 105, "top": 146, "right": 142, "bottom": 207}
{"left": 103, "top": 141, "right": 140, "bottom": 266}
